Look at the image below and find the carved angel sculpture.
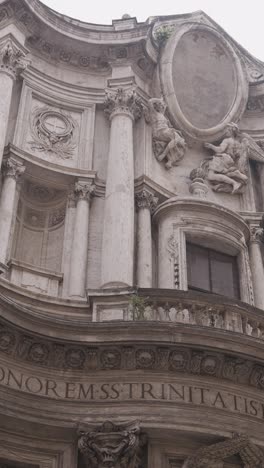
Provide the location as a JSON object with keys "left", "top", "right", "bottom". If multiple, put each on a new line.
{"left": 144, "top": 98, "right": 186, "bottom": 169}
{"left": 203, "top": 122, "right": 264, "bottom": 194}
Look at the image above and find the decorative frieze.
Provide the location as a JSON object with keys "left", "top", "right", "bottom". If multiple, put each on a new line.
{"left": 0, "top": 38, "right": 29, "bottom": 79}
{"left": 78, "top": 421, "right": 146, "bottom": 468}
{"left": 144, "top": 97, "right": 186, "bottom": 169}
{"left": 104, "top": 87, "right": 143, "bottom": 121}
{"left": 1, "top": 309, "right": 264, "bottom": 393}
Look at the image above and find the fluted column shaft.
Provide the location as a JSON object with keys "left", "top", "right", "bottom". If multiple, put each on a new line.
{"left": 101, "top": 88, "right": 142, "bottom": 288}
{"left": 0, "top": 38, "right": 28, "bottom": 168}
{"left": 136, "top": 190, "right": 158, "bottom": 287}
{"left": 69, "top": 181, "right": 94, "bottom": 297}
{"left": 249, "top": 226, "right": 264, "bottom": 310}
{"left": 0, "top": 158, "right": 25, "bottom": 270}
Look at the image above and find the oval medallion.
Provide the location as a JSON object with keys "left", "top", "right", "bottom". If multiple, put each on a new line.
{"left": 161, "top": 25, "right": 248, "bottom": 140}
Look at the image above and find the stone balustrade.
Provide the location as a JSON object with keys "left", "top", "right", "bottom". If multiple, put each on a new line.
{"left": 121, "top": 290, "right": 264, "bottom": 340}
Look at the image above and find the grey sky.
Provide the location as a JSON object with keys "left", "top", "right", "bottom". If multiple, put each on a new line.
{"left": 41, "top": 0, "right": 264, "bottom": 62}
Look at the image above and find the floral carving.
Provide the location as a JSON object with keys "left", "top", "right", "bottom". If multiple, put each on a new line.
{"left": 29, "top": 106, "right": 77, "bottom": 158}
{"left": 144, "top": 97, "right": 186, "bottom": 169}
{"left": 78, "top": 421, "right": 146, "bottom": 468}
{"left": 104, "top": 87, "right": 143, "bottom": 121}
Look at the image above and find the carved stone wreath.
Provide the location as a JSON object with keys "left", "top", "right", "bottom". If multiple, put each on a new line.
{"left": 29, "top": 106, "right": 77, "bottom": 158}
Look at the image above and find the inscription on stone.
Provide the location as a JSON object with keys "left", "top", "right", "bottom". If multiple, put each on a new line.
{"left": 0, "top": 365, "right": 264, "bottom": 420}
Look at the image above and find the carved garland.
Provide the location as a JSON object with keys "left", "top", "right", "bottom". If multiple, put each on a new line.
{"left": 29, "top": 106, "right": 77, "bottom": 158}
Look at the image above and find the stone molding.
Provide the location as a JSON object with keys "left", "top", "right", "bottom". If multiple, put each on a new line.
{"left": 135, "top": 189, "right": 158, "bottom": 212}
{"left": 184, "top": 433, "right": 264, "bottom": 467}
{"left": 78, "top": 421, "right": 146, "bottom": 468}
{"left": 104, "top": 87, "right": 143, "bottom": 121}
{"left": 2, "top": 158, "right": 25, "bottom": 181}
{"left": 0, "top": 38, "right": 29, "bottom": 80}
{"left": 74, "top": 181, "right": 95, "bottom": 202}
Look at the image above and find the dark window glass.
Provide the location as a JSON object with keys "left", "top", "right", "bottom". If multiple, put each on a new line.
{"left": 187, "top": 243, "right": 240, "bottom": 299}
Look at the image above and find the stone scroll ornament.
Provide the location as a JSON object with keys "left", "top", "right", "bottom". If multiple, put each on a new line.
{"left": 182, "top": 433, "right": 264, "bottom": 467}
{"left": 29, "top": 106, "right": 77, "bottom": 158}
{"left": 144, "top": 98, "right": 187, "bottom": 169}
{"left": 78, "top": 420, "right": 147, "bottom": 468}
{"left": 199, "top": 122, "right": 264, "bottom": 194}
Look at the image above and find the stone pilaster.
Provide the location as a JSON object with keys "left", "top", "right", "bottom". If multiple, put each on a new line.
{"left": 69, "top": 180, "right": 94, "bottom": 297}
{"left": 249, "top": 224, "right": 264, "bottom": 310}
{"left": 0, "top": 38, "right": 29, "bottom": 169}
{"left": 101, "top": 87, "right": 142, "bottom": 288}
{"left": 135, "top": 189, "right": 158, "bottom": 287}
{"left": 0, "top": 158, "right": 25, "bottom": 272}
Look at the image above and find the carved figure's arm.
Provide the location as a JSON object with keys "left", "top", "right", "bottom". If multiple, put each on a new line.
{"left": 205, "top": 140, "right": 229, "bottom": 154}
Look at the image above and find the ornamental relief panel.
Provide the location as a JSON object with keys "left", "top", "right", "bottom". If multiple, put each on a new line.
{"left": 28, "top": 105, "right": 78, "bottom": 159}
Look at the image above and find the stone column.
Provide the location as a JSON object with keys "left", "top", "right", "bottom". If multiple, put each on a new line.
{"left": 0, "top": 38, "right": 28, "bottom": 169}
{"left": 101, "top": 88, "right": 142, "bottom": 288}
{"left": 249, "top": 226, "right": 264, "bottom": 310}
{"left": 135, "top": 189, "right": 158, "bottom": 288}
{"left": 0, "top": 158, "right": 25, "bottom": 273}
{"left": 69, "top": 180, "right": 94, "bottom": 298}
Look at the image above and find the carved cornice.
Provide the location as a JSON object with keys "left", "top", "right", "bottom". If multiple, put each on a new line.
{"left": 78, "top": 421, "right": 146, "bottom": 468}
{"left": 0, "top": 38, "right": 29, "bottom": 79}
{"left": 135, "top": 189, "right": 158, "bottom": 212}
{"left": 1, "top": 312, "right": 264, "bottom": 393}
{"left": 104, "top": 88, "right": 143, "bottom": 121}
{"left": 2, "top": 158, "right": 25, "bottom": 181}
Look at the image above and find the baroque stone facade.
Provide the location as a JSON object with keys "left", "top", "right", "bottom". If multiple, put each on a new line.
{"left": 0, "top": 1, "right": 264, "bottom": 467}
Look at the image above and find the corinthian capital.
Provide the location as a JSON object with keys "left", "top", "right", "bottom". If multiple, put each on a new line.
{"left": 250, "top": 225, "right": 264, "bottom": 244}
{"left": 0, "top": 38, "right": 29, "bottom": 79}
{"left": 135, "top": 189, "right": 158, "bottom": 212}
{"left": 104, "top": 87, "right": 143, "bottom": 121}
{"left": 74, "top": 180, "right": 95, "bottom": 202}
{"left": 2, "top": 158, "right": 25, "bottom": 180}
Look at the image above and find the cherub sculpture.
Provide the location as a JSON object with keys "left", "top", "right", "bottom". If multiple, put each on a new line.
{"left": 144, "top": 97, "right": 186, "bottom": 169}
{"left": 202, "top": 123, "right": 264, "bottom": 194}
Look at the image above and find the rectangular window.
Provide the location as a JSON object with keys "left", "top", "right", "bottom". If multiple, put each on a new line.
{"left": 187, "top": 243, "right": 240, "bottom": 299}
